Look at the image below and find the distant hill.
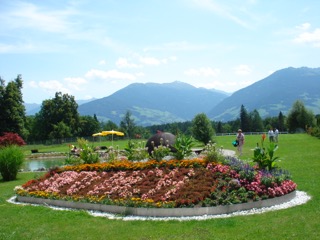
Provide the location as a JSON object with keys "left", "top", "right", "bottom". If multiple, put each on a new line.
{"left": 78, "top": 81, "right": 228, "bottom": 126}
{"left": 208, "top": 67, "right": 320, "bottom": 121}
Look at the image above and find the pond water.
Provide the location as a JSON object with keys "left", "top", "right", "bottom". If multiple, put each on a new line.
{"left": 23, "top": 157, "right": 66, "bottom": 171}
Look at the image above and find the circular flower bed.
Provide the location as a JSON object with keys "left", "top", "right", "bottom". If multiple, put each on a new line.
{"left": 15, "top": 157, "right": 297, "bottom": 210}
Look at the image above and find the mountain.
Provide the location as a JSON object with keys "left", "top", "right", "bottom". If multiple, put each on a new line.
{"left": 78, "top": 81, "right": 228, "bottom": 126}
{"left": 208, "top": 67, "right": 320, "bottom": 121}
{"left": 24, "top": 98, "right": 96, "bottom": 116}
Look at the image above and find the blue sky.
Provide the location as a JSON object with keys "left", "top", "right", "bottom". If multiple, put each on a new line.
{"left": 1, "top": 0, "right": 320, "bottom": 104}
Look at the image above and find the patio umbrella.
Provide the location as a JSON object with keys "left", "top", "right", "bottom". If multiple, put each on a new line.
{"left": 92, "top": 132, "right": 103, "bottom": 137}
{"left": 101, "top": 130, "right": 125, "bottom": 146}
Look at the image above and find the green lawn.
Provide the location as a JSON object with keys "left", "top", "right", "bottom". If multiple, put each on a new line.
{"left": 1, "top": 134, "right": 319, "bottom": 240}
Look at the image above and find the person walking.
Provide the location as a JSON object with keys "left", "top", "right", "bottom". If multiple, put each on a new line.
{"left": 268, "top": 128, "right": 274, "bottom": 142}
{"left": 236, "top": 129, "right": 245, "bottom": 156}
{"left": 274, "top": 128, "right": 279, "bottom": 142}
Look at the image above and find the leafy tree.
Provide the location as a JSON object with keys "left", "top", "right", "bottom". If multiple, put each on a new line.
{"left": 0, "top": 75, "right": 27, "bottom": 138}
{"left": 240, "top": 105, "right": 250, "bottom": 132}
{"left": 33, "top": 92, "right": 80, "bottom": 140}
{"left": 101, "top": 120, "right": 118, "bottom": 131}
{"left": 286, "top": 100, "right": 315, "bottom": 133}
{"left": 49, "top": 122, "right": 72, "bottom": 141}
{"left": 216, "top": 121, "right": 223, "bottom": 133}
{"left": 278, "top": 111, "right": 286, "bottom": 131}
{"left": 78, "top": 115, "right": 100, "bottom": 137}
{"left": 191, "top": 113, "right": 214, "bottom": 145}
{"left": 250, "top": 109, "right": 264, "bottom": 132}
{"left": 120, "top": 110, "right": 136, "bottom": 139}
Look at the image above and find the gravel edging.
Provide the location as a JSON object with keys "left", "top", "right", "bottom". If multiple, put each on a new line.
{"left": 9, "top": 190, "right": 310, "bottom": 221}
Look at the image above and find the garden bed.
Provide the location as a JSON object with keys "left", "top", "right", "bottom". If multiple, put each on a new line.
{"left": 15, "top": 157, "right": 298, "bottom": 217}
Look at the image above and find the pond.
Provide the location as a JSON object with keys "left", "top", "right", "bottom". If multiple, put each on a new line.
{"left": 23, "top": 157, "right": 66, "bottom": 171}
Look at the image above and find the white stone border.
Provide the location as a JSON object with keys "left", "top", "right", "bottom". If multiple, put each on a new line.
{"left": 8, "top": 190, "right": 311, "bottom": 221}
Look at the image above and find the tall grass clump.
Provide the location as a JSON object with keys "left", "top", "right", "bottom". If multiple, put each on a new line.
{"left": 0, "top": 145, "right": 24, "bottom": 181}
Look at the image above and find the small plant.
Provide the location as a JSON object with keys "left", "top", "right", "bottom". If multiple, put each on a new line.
{"left": 65, "top": 154, "right": 82, "bottom": 166}
{"left": 253, "top": 137, "right": 279, "bottom": 171}
{"left": 0, "top": 145, "right": 24, "bottom": 181}
{"left": 124, "top": 140, "right": 149, "bottom": 161}
{"left": 151, "top": 139, "right": 171, "bottom": 161}
{"left": 173, "top": 134, "right": 194, "bottom": 160}
{"left": 203, "top": 141, "right": 224, "bottom": 163}
{"left": 77, "top": 138, "right": 99, "bottom": 164}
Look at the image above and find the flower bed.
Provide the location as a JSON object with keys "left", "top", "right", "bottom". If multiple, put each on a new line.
{"left": 15, "top": 158, "right": 297, "bottom": 210}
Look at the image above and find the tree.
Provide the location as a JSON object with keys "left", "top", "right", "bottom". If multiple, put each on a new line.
{"left": 78, "top": 115, "right": 100, "bottom": 137}
{"left": 120, "top": 111, "right": 136, "bottom": 139}
{"left": 33, "top": 92, "right": 80, "bottom": 140}
{"left": 287, "top": 100, "right": 315, "bottom": 133}
{"left": 0, "top": 75, "right": 27, "bottom": 138}
{"left": 278, "top": 111, "right": 286, "bottom": 131}
{"left": 249, "top": 109, "right": 264, "bottom": 132}
{"left": 101, "top": 120, "right": 118, "bottom": 131}
{"left": 191, "top": 113, "right": 214, "bottom": 145}
{"left": 216, "top": 121, "right": 223, "bottom": 133}
{"left": 240, "top": 105, "right": 250, "bottom": 132}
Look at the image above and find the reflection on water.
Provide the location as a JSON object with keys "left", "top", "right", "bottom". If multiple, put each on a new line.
{"left": 23, "top": 158, "right": 66, "bottom": 171}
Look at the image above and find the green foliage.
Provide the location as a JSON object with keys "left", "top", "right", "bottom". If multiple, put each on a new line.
{"left": 124, "top": 140, "right": 149, "bottom": 161}
{"left": 120, "top": 110, "right": 136, "bottom": 139}
{"left": 78, "top": 115, "right": 100, "bottom": 137}
{"left": 287, "top": 100, "right": 315, "bottom": 133}
{"left": 0, "top": 75, "right": 27, "bottom": 138}
{"left": 151, "top": 141, "right": 171, "bottom": 161}
{"left": 202, "top": 141, "right": 224, "bottom": 163}
{"left": 0, "top": 145, "right": 24, "bottom": 181}
{"left": 191, "top": 113, "right": 214, "bottom": 145}
{"left": 240, "top": 105, "right": 250, "bottom": 132}
{"left": 253, "top": 141, "right": 279, "bottom": 171}
{"left": 173, "top": 134, "right": 194, "bottom": 160}
{"left": 33, "top": 92, "right": 80, "bottom": 140}
{"left": 77, "top": 138, "right": 99, "bottom": 164}
{"left": 64, "top": 153, "right": 82, "bottom": 166}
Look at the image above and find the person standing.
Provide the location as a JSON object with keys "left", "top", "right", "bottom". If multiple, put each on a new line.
{"left": 236, "top": 129, "right": 245, "bottom": 156}
{"left": 274, "top": 128, "right": 279, "bottom": 142}
{"left": 268, "top": 128, "right": 274, "bottom": 142}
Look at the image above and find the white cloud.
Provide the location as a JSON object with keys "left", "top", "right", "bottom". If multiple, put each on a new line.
{"left": 38, "top": 80, "right": 71, "bottom": 94}
{"left": 64, "top": 77, "right": 87, "bottom": 91}
{"left": 3, "top": 2, "right": 75, "bottom": 33}
{"left": 295, "top": 23, "right": 311, "bottom": 31}
{"left": 139, "top": 57, "right": 162, "bottom": 66}
{"left": 234, "top": 65, "right": 252, "bottom": 75}
{"left": 85, "top": 69, "right": 137, "bottom": 80}
{"left": 184, "top": 67, "right": 221, "bottom": 77}
{"left": 190, "top": 0, "right": 252, "bottom": 29}
{"left": 293, "top": 24, "right": 320, "bottom": 47}
{"left": 99, "top": 60, "right": 107, "bottom": 65}
{"left": 116, "top": 58, "right": 140, "bottom": 68}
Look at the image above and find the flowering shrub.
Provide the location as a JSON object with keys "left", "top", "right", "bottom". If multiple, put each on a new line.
{"left": 16, "top": 158, "right": 297, "bottom": 208}
{"left": 0, "top": 132, "right": 26, "bottom": 147}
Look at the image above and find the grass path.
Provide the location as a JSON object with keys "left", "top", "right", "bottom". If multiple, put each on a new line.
{"left": 1, "top": 134, "right": 320, "bottom": 240}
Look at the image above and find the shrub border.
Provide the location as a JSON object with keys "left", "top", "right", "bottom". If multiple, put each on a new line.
{"left": 16, "top": 191, "right": 296, "bottom": 217}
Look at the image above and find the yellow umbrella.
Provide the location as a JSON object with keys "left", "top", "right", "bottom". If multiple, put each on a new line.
{"left": 101, "top": 130, "right": 125, "bottom": 146}
{"left": 92, "top": 132, "right": 103, "bottom": 137}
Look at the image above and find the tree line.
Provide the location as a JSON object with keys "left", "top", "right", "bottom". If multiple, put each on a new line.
{"left": 1, "top": 75, "right": 320, "bottom": 143}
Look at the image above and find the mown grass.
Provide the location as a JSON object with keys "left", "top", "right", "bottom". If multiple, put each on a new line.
{"left": 1, "top": 134, "right": 319, "bottom": 240}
